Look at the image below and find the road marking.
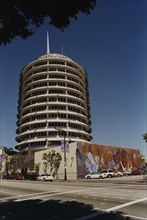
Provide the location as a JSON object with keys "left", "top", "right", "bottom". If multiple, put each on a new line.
{"left": 75, "top": 197, "right": 147, "bottom": 220}
{"left": 6, "top": 188, "right": 97, "bottom": 202}
{"left": 105, "top": 197, "right": 147, "bottom": 212}
{"left": 75, "top": 210, "right": 106, "bottom": 220}
{"left": 1, "top": 183, "right": 146, "bottom": 205}
{"left": 1, "top": 183, "right": 146, "bottom": 219}
{"left": 2, "top": 184, "right": 145, "bottom": 203}
{"left": 0, "top": 190, "right": 60, "bottom": 202}
{"left": 123, "top": 214, "right": 147, "bottom": 220}
{"left": 0, "top": 191, "right": 20, "bottom": 196}
{"left": 4, "top": 185, "right": 117, "bottom": 203}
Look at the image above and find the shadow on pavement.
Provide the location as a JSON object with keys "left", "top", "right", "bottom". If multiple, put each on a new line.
{"left": 0, "top": 199, "right": 133, "bottom": 220}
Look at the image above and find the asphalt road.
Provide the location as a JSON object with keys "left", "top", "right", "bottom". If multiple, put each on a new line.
{"left": 0, "top": 175, "right": 146, "bottom": 220}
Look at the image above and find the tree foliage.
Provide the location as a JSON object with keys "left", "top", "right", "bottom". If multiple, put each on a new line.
{"left": 143, "top": 133, "right": 147, "bottom": 142}
{"left": 0, "top": 0, "right": 96, "bottom": 45}
{"left": 0, "top": 146, "right": 14, "bottom": 154}
{"left": 42, "top": 150, "right": 62, "bottom": 178}
{"left": 7, "top": 154, "right": 24, "bottom": 173}
{"left": 34, "top": 163, "right": 40, "bottom": 174}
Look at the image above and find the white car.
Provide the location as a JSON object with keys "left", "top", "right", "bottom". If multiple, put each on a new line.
{"left": 85, "top": 173, "right": 106, "bottom": 179}
{"left": 119, "top": 170, "right": 131, "bottom": 176}
{"left": 113, "top": 171, "right": 123, "bottom": 177}
{"left": 100, "top": 169, "right": 115, "bottom": 178}
{"left": 36, "top": 174, "right": 53, "bottom": 181}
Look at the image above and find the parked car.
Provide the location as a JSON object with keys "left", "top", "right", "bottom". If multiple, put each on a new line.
{"left": 36, "top": 174, "right": 53, "bottom": 181}
{"left": 113, "top": 171, "right": 123, "bottom": 177}
{"left": 85, "top": 173, "right": 106, "bottom": 179}
{"left": 11, "top": 173, "right": 24, "bottom": 180}
{"left": 119, "top": 170, "right": 131, "bottom": 176}
{"left": 2, "top": 174, "right": 14, "bottom": 180}
{"left": 24, "top": 172, "right": 38, "bottom": 180}
{"left": 100, "top": 169, "right": 114, "bottom": 178}
{"left": 131, "top": 170, "right": 144, "bottom": 175}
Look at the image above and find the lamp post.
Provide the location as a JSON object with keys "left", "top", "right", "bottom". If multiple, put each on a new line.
{"left": 0, "top": 148, "right": 3, "bottom": 177}
{"left": 54, "top": 127, "right": 67, "bottom": 181}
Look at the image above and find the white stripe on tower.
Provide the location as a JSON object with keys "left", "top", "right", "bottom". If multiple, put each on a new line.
{"left": 47, "top": 31, "right": 50, "bottom": 54}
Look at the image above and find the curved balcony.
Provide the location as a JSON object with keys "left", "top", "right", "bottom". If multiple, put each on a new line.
{"left": 16, "top": 53, "right": 92, "bottom": 151}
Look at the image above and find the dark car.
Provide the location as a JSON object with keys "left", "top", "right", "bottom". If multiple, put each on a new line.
{"left": 2, "top": 174, "right": 14, "bottom": 180}
{"left": 24, "top": 173, "right": 38, "bottom": 180}
{"left": 131, "top": 170, "right": 144, "bottom": 175}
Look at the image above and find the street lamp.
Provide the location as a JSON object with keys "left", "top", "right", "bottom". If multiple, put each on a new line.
{"left": 0, "top": 148, "right": 3, "bottom": 176}
{"left": 54, "top": 127, "right": 67, "bottom": 181}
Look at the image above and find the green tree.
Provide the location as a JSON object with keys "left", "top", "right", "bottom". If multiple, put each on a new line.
{"left": 1, "top": 146, "right": 14, "bottom": 154}
{"left": 42, "top": 150, "right": 62, "bottom": 179}
{"left": 0, "top": 0, "right": 96, "bottom": 45}
{"left": 0, "top": 146, "right": 18, "bottom": 175}
{"left": 4, "top": 155, "right": 9, "bottom": 175}
{"left": 143, "top": 133, "right": 147, "bottom": 142}
{"left": 8, "top": 154, "right": 24, "bottom": 173}
{"left": 34, "top": 163, "right": 40, "bottom": 174}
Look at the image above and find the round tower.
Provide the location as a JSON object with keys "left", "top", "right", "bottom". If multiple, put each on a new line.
{"left": 16, "top": 36, "right": 92, "bottom": 151}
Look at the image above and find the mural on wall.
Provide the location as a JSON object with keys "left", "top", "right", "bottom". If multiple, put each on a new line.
{"left": 77, "top": 142, "right": 142, "bottom": 178}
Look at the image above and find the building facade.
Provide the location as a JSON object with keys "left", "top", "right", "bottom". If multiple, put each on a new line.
{"left": 16, "top": 51, "right": 92, "bottom": 152}
{"left": 76, "top": 142, "right": 143, "bottom": 178}
{"left": 34, "top": 142, "right": 143, "bottom": 180}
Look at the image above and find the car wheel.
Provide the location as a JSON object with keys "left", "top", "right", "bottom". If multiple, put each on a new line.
{"left": 99, "top": 176, "right": 103, "bottom": 179}
{"left": 87, "top": 176, "right": 90, "bottom": 179}
{"left": 108, "top": 175, "right": 112, "bottom": 178}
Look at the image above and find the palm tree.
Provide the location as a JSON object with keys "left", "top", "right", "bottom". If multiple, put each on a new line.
{"left": 34, "top": 163, "right": 40, "bottom": 174}
{"left": 42, "top": 150, "right": 62, "bottom": 179}
{"left": 143, "top": 133, "right": 147, "bottom": 142}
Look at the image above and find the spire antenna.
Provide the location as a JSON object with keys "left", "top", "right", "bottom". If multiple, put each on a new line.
{"left": 47, "top": 31, "right": 50, "bottom": 54}
{"left": 61, "top": 45, "right": 64, "bottom": 55}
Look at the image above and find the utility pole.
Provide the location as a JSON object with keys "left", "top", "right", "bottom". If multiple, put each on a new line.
{"left": 54, "top": 127, "right": 67, "bottom": 181}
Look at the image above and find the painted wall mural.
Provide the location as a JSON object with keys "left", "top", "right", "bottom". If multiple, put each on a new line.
{"left": 77, "top": 142, "right": 142, "bottom": 178}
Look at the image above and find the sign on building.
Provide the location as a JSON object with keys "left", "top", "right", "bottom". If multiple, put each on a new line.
{"left": 61, "top": 141, "right": 69, "bottom": 152}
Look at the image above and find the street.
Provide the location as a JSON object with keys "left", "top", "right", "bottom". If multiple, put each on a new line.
{"left": 0, "top": 176, "right": 146, "bottom": 220}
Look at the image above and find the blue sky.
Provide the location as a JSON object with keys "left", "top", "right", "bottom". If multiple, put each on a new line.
{"left": 0, "top": 1, "right": 147, "bottom": 156}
